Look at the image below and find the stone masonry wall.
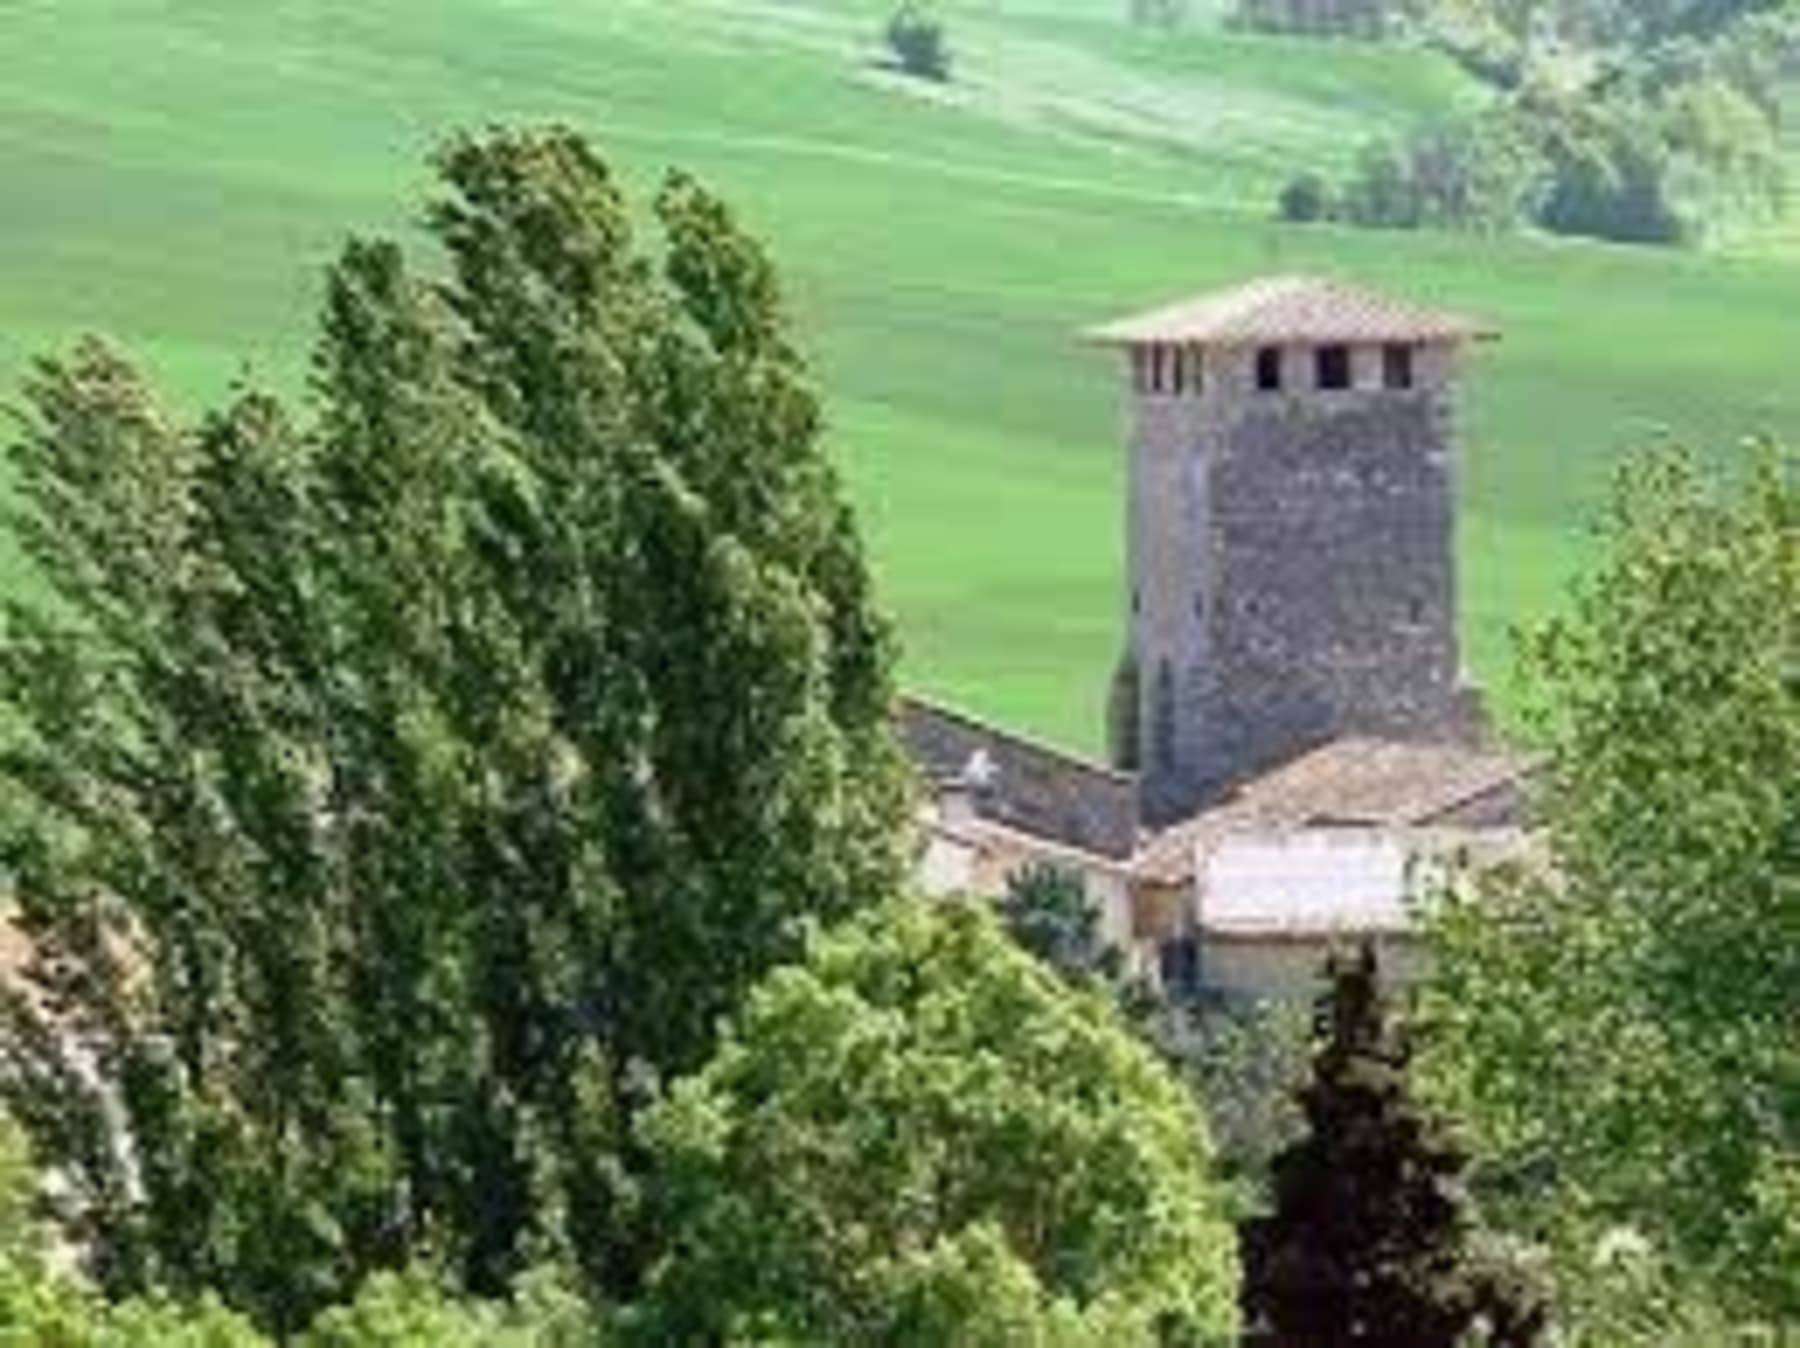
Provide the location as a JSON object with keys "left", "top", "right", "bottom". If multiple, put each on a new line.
{"left": 1127, "top": 341, "right": 1464, "bottom": 824}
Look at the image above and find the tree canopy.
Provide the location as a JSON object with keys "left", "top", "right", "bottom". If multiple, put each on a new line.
{"left": 640, "top": 899, "right": 1242, "bottom": 1346}
{"left": 1276, "top": 0, "right": 1799, "bottom": 245}
{"left": 1421, "top": 443, "right": 1800, "bottom": 1325}
{"left": 0, "top": 125, "right": 911, "bottom": 1330}
{"left": 1243, "top": 945, "right": 1545, "bottom": 1347}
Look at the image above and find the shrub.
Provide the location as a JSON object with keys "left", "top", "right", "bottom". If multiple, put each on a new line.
{"left": 886, "top": 4, "right": 951, "bottom": 81}
{"left": 1278, "top": 172, "right": 1333, "bottom": 223}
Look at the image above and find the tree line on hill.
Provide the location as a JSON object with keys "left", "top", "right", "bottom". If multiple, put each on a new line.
{"left": 0, "top": 126, "right": 1794, "bottom": 1343}
{"left": 873, "top": 0, "right": 1796, "bottom": 246}
{"left": 1257, "top": 0, "right": 1800, "bottom": 245}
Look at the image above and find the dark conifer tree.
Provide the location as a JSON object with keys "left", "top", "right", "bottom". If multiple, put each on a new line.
{"left": 1240, "top": 943, "right": 1546, "bottom": 1347}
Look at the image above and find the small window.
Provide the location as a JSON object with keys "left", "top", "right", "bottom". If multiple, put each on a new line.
{"left": 1407, "top": 596, "right": 1428, "bottom": 625}
{"left": 1187, "top": 344, "right": 1206, "bottom": 396}
{"left": 1150, "top": 345, "right": 1168, "bottom": 395}
{"left": 1383, "top": 343, "right": 1415, "bottom": 390}
{"left": 1316, "top": 344, "right": 1351, "bottom": 391}
{"left": 1255, "top": 346, "right": 1284, "bottom": 393}
{"left": 1170, "top": 346, "right": 1187, "bottom": 396}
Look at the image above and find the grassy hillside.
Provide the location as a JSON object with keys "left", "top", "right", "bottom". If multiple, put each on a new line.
{"left": 3, "top": 0, "right": 1798, "bottom": 753}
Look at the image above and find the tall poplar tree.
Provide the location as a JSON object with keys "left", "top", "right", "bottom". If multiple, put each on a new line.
{"left": 0, "top": 127, "right": 910, "bottom": 1330}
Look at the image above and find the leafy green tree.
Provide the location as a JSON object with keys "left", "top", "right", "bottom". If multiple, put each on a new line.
{"left": 1150, "top": 997, "right": 1311, "bottom": 1188}
{"left": 0, "top": 126, "right": 911, "bottom": 1329}
{"left": 301, "top": 1267, "right": 602, "bottom": 1347}
{"left": 0, "top": 1108, "right": 604, "bottom": 1342}
{"left": 1242, "top": 945, "right": 1546, "bottom": 1347}
{"left": 1339, "top": 138, "right": 1421, "bottom": 228}
{"left": 1421, "top": 443, "right": 1800, "bottom": 1326}
{"left": 996, "top": 861, "right": 1310, "bottom": 1187}
{"left": 886, "top": 4, "right": 952, "bottom": 81}
{"left": 996, "top": 863, "right": 1123, "bottom": 986}
{"left": 1323, "top": 109, "right": 1549, "bottom": 236}
{"left": 1386, "top": 0, "right": 1793, "bottom": 246}
{"left": 0, "top": 1107, "right": 267, "bottom": 1344}
{"left": 640, "top": 900, "right": 1242, "bottom": 1346}
{"left": 1278, "top": 172, "right": 1335, "bottom": 223}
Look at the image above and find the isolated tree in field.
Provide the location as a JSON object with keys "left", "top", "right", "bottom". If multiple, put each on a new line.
{"left": 1242, "top": 945, "right": 1545, "bottom": 1347}
{"left": 1422, "top": 442, "right": 1800, "bottom": 1323}
{"left": 1279, "top": 171, "right": 1334, "bottom": 223}
{"left": 0, "top": 126, "right": 911, "bottom": 1329}
{"left": 640, "top": 900, "right": 1242, "bottom": 1345}
{"left": 886, "top": 3, "right": 951, "bottom": 80}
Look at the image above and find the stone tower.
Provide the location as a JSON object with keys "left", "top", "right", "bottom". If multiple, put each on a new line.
{"left": 1090, "top": 276, "right": 1497, "bottom": 825}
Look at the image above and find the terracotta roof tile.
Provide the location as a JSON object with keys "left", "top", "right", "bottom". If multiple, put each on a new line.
{"left": 1135, "top": 736, "right": 1538, "bottom": 885}
{"left": 1086, "top": 275, "right": 1498, "bottom": 347}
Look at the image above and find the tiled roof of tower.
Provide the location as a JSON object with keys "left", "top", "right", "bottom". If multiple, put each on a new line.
{"left": 1085, "top": 275, "right": 1499, "bottom": 346}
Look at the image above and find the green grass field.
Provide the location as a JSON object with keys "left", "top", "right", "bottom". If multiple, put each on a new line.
{"left": 3, "top": 0, "right": 1798, "bottom": 753}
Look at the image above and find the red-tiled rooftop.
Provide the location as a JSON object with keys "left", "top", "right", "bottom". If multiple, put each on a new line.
{"left": 1136, "top": 736, "right": 1539, "bottom": 886}
{"left": 1085, "top": 275, "right": 1499, "bottom": 347}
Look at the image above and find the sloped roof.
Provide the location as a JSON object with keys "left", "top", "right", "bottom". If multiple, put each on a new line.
{"left": 923, "top": 808, "right": 1136, "bottom": 882}
{"left": 1136, "top": 736, "right": 1538, "bottom": 886}
{"left": 1085, "top": 275, "right": 1498, "bottom": 347}
{"left": 898, "top": 696, "right": 1139, "bottom": 860}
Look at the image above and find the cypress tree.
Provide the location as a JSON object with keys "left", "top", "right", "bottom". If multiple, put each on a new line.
{"left": 1240, "top": 943, "right": 1545, "bottom": 1347}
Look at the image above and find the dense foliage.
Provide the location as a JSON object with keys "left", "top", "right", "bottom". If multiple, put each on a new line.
{"left": 886, "top": 4, "right": 952, "bottom": 81}
{"left": 1286, "top": 107, "right": 1549, "bottom": 233}
{"left": 996, "top": 863, "right": 1125, "bottom": 986}
{"left": 1422, "top": 443, "right": 1800, "bottom": 1330}
{"left": 640, "top": 900, "right": 1243, "bottom": 1345}
{"left": 1277, "top": 0, "right": 1800, "bottom": 244}
{"left": 1242, "top": 947, "right": 1548, "bottom": 1346}
{"left": 994, "top": 862, "right": 1309, "bottom": 1187}
{"left": 0, "top": 1110, "right": 604, "bottom": 1344}
{"left": 0, "top": 126, "right": 911, "bottom": 1330}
